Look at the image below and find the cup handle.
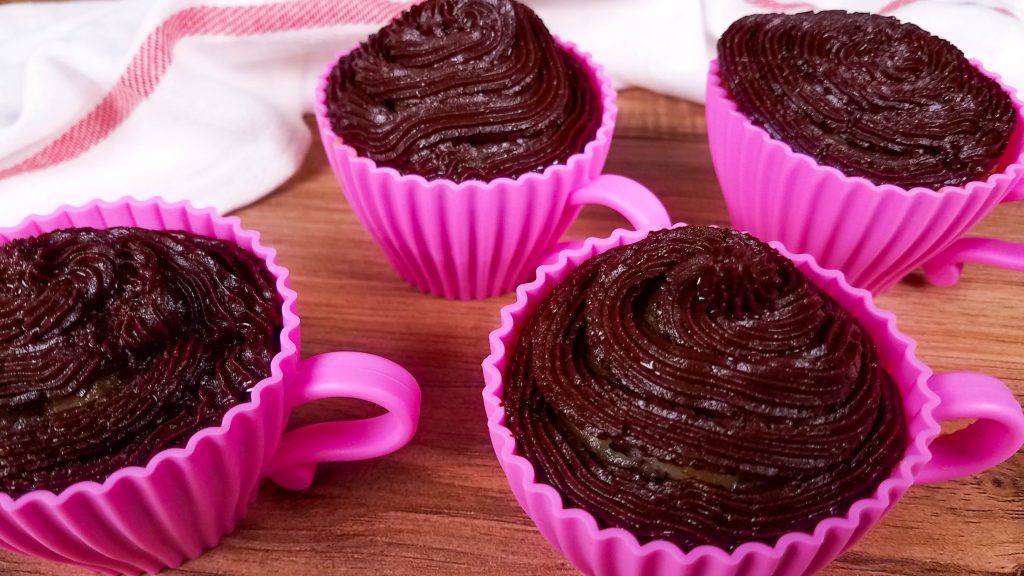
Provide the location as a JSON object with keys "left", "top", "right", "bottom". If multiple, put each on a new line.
{"left": 267, "top": 351, "right": 421, "bottom": 491}
{"left": 540, "top": 174, "right": 672, "bottom": 264}
{"left": 922, "top": 188, "right": 1024, "bottom": 287}
{"left": 915, "top": 372, "right": 1024, "bottom": 484}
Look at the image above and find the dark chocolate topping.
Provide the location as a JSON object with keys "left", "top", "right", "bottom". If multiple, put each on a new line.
{"left": 325, "top": 0, "right": 601, "bottom": 183}
{"left": 718, "top": 11, "right": 1016, "bottom": 190}
{"left": 504, "top": 226, "right": 907, "bottom": 551}
{"left": 0, "top": 227, "right": 282, "bottom": 496}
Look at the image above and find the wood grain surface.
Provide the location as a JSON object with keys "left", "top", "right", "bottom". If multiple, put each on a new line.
{"left": 1, "top": 90, "right": 1022, "bottom": 576}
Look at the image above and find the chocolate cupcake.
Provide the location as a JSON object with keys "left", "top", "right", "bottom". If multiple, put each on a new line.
{"left": 717, "top": 11, "right": 1016, "bottom": 191}
{"left": 0, "top": 227, "right": 282, "bottom": 497}
{"left": 504, "top": 226, "right": 908, "bottom": 551}
{"left": 325, "top": 0, "right": 601, "bottom": 183}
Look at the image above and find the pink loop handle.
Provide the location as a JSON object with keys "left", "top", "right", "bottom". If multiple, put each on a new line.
{"left": 923, "top": 188, "right": 1024, "bottom": 287}
{"left": 916, "top": 372, "right": 1024, "bottom": 484}
{"left": 540, "top": 174, "right": 671, "bottom": 265}
{"left": 569, "top": 174, "right": 672, "bottom": 231}
{"left": 268, "top": 352, "right": 421, "bottom": 491}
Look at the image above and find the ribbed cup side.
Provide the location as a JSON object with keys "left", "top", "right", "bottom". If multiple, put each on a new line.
{"left": 706, "top": 62, "right": 1023, "bottom": 294}
{"left": 483, "top": 226, "right": 940, "bottom": 576}
{"left": 0, "top": 199, "right": 300, "bottom": 575}
{"left": 315, "top": 39, "right": 618, "bottom": 300}
{"left": 324, "top": 133, "right": 607, "bottom": 299}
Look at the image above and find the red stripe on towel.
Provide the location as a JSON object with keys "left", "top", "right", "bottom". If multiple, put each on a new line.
{"left": 0, "top": 0, "right": 410, "bottom": 180}
{"left": 878, "top": 0, "right": 922, "bottom": 14}
{"left": 743, "top": 0, "right": 818, "bottom": 11}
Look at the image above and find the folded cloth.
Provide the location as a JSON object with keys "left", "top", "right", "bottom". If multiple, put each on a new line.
{"left": 0, "top": 0, "right": 1020, "bottom": 226}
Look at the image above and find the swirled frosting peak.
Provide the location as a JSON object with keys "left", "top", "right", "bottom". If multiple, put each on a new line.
{"left": 0, "top": 227, "right": 282, "bottom": 496}
{"left": 505, "top": 226, "right": 908, "bottom": 551}
{"left": 325, "top": 0, "right": 601, "bottom": 183}
{"left": 718, "top": 11, "right": 1016, "bottom": 190}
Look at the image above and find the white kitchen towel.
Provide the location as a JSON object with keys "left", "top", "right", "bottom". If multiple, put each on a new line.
{"left": 0, "top": 0, "right": 1021, "bottom": 227}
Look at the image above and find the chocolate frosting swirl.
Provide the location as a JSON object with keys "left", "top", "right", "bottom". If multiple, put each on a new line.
{"left": 505, "top": 227, "right": 907, "bottom": 551}
{"left": 325, "top": 0, "right": 601, "bottom": 183}
{"left": 0, "top": 227, "right": 282, "bottom": 496}
{"left": 718, "top": 11, "right": 1016, "bottom": 190}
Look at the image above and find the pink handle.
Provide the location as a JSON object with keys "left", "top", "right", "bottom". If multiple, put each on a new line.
{"left": 570, "top": 174, "right": 671, "bottom": 231}
{"left": 541, "top": 174, "right": 671, "bottom": 264}
{"left": 268, "top": 352, "right": 421, "bottom": 491}
{"left": 923, "top": 187, "right": 1024, "bottom": 287}
{"left": 916, "top": 372, "right": 1024, "bottom": 484}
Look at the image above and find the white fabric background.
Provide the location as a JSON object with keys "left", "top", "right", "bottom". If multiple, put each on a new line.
{"left": 0, "top": 0, "right": 1020, "bottom": 226}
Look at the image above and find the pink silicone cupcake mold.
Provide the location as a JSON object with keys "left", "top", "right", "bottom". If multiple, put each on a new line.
{"left": 0, "top": 198, "right": 422, "bottom": 575}
{"left": 314, "top": 39, "right": 671, "bottom": 300}
{"left": 706, "top": 60, "right": 1024, "bottom": 294}
{"left": 482, "top": 224, "right": 1024, "bottom": 576}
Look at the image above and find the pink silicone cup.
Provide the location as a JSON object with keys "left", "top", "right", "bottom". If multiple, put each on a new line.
{"left": 314, "top": 38, "right": 672, "bottom": 300}
{"left": 0, "top": 198, "right": 422, "bottom": 576}
{"left": 706, "top": 59, "right": 1024, "bottom": 295}
{"left": 481, "top": 224, "right": 1024, "bottom": 576}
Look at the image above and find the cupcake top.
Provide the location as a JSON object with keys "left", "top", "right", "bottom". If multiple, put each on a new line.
{"left": 325, "top": 0, "right": 602, "bottom": 183}
{"left": 718, "top": 11, "right": 1017, "bottom": 191}
{"left": 0, "top": 227, "right": 282, "bottom": 497}
{"left": 504, "top": 226, "right": 908, "bottom": 551}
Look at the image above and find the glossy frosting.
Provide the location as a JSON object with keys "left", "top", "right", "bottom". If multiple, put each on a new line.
{"left": 0, "top": 227, "right": 282, "bottom": 496}
{"left": 325, "top": 0, "right": 601, "bottom": 183}
{"left": 718, "top": 11, "right": 1016, "bottom": 190}
{"left": 505, "top": 226, "right": 908, "bottom": 551}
